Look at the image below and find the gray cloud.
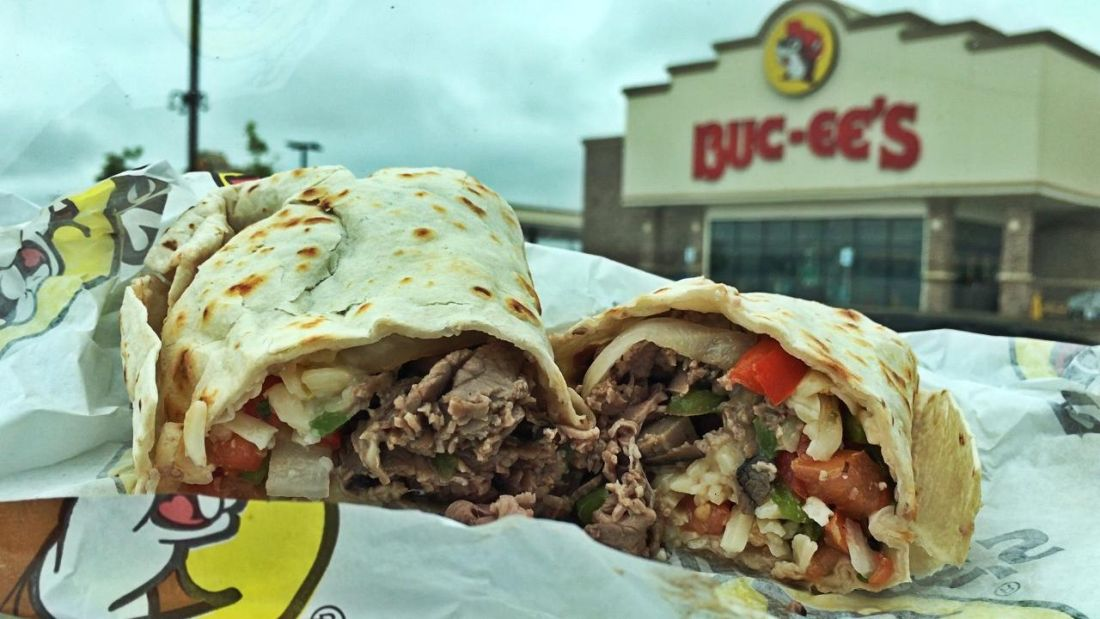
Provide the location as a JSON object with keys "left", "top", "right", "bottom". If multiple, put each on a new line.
{"left": 2, "top": 0, "right": 1097, "bottom": 210}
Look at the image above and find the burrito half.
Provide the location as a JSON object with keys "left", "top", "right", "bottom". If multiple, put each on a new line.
{"left": 552, "top": 278, "right": 981, "bottom": 592}
{"left": 122, "top": 166, "right": 595, "bottom": 517}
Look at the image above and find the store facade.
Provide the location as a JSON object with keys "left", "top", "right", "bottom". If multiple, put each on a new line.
{"left": 583, "top": 0, "right": 1100, "bottom": 316}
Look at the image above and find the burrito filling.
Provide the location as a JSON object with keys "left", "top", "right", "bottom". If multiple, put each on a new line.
{"left": 185, "top": 340, "right": 575, "bottom": 519}
{"left": 577, "top": 316, "right": 897, "bottom": 587}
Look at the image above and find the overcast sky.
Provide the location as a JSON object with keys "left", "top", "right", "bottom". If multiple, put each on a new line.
{"left": 2, "top": 0, "right": 1098, "bottom": 210}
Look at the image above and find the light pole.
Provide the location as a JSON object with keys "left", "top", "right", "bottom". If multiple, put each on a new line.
{"left": 169, "top": 0, "right": 205, "bottom": 170}
{"left": 287, "top": 141, "right": 322, "bottom": 168}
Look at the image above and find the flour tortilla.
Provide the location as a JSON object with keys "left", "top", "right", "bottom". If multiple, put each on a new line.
{"left": 552, "top": 277, "right": 980, "bottom": 591}
{"left": 124, "top": 166, "right": 590, "bottom": 490}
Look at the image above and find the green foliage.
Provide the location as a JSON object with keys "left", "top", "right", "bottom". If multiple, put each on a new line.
{"left": 96, "top": 146, "right": 144, "bottom": 180}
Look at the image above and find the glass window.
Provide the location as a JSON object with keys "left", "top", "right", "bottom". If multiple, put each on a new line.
{"left": 709, "top": 217, "right": 922, "bottom": 309}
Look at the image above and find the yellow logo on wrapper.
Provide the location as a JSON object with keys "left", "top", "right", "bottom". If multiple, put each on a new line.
{"left": 184, "top": 500, "right": 335, "bottom": 617}
{"left": 762, "top": 11, "right": 838, "bottom": 97}
{"left": 3, "top": 495, "right": 338, "bottom": 618}
{"left": 0, "top": 173, "right": 172, "bottom": 354}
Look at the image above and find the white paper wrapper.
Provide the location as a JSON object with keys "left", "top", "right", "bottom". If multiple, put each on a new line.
{"left": 0, "top": 164, "right": 1095, "bottom": 618}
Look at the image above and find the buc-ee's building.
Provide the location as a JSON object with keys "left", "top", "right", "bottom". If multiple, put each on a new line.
{"left": 583, "top": 0, "right": 1100, "bottom": 317}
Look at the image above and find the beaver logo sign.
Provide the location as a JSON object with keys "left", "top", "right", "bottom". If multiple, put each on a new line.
{"left": 2, "top": 496, "right": 339, "bottom": 618}
{"left": 763, "top": 10, "right": 838, "bottom": 97}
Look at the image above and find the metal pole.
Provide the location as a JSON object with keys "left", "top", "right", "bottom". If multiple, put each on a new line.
{"left": 300, "top": 149, "right": 307, "bottom": 168}
{"left": 187, "top": 0, "right": 200, "bottom": 170}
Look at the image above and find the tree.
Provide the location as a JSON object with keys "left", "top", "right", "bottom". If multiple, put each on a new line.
{"left": 242, "top": 120, "right": 274, "bottom": 177}
{"left": 96, "top": 146, "right": 144, "bottom": 180}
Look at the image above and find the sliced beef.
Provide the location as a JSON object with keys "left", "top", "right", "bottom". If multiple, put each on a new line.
{"left": 667, "top": 359, "right": 718, "bottom": 395}
{"left": 584, "top": 469, "right": 658, "bottom": 556}
{"left": 445, "top": 492, "right": 536, "bottom": 525}
{"left": 637, "top": 416, "right": 702, "bottom": 463}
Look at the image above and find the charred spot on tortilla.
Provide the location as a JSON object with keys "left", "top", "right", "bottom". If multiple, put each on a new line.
{"left": 297, "top": 247, "right": 320, "bottom": 258}
{"left": 413, "top": 227, "right": 435, "bottom": 240}
{"left": 356, "top": 302, "right": 372, "bottom": 315}
{"left": 296, "top": 316, "right": 326, "bottom": 329}
{"left": 506, "top": 297, "right": 537, "bottom": 322}
{"left": 276, "top": 217, "right": 303, "bottom": 228}
{"left": 162, "top": 238, "right": 178, "bottom": 250}
{"left": 472, "top": 286, "right": 493, "bottom": 299}
{"left": 202, "top": 303, "right": 216, "bottom": 323}
{"left": 489, "top": 233, "right": 501, "bottom": 244}
{"left": 277, "top": 210, "right": 293, "bottom": 218}
{"left": 291, "top": 168, "right": 306, "bottom": 178}
{"left": 249, "top": 229, "right": 268, "bottom": 240}
{"left": 400, "top": 277, "right": 413, "bottom": 285}
{"left": 175, "top": 311, "right": 188, "bottom": 328}
{"left": 432, "top": 204, "right": 447, "bottom": 214}
{"left": 654, "top": 287, "right": 669, "bottom": 294}
{"left": 227, "top": 274, "right": 266, "bottom": 296}
{"left": 303, "top": 216, "right": 334, "bottom": 225}
{"left": 296, "top": 263, "right": 310, "bottom": 272}
{"left": 452, "top": 221, "right": 467, "bottom": 230}
{"left": 459, "top": 196, "right": 487, "bottom": 217}
{"left": 246, "top": 183, "right": 259, "bottom": 193}
{"left": 393, "top": 249, "right": 405, "bottom": 257}
{"left": 199, "top": 390, "right": 216, "bottom": 406}
{"left": 414, "top": 191, "right": 428, "bottom": 198}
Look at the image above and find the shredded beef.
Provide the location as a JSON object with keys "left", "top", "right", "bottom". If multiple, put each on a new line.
{"left": 350, "top": 342, "right": 549, "bottom": 503}
{"left": 445, "top": 492, "right": 536, "bottom": 525}
{"left": 736, "top": 455, "right": 777, "bottom": 507}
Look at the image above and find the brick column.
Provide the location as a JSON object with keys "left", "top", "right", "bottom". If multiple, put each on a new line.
{"left": 997, "top": 205, "right": 1034, "bottom": 317}
{"left": 582, "top": 136, "right": 656, "bottom": 270}
{"left": 921, "top": 199, "right": 956, "bottom": 312}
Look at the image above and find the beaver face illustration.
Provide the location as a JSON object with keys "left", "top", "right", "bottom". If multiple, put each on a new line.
{"left": 0, "top": 232, "right": 61, "bottom": 327}
{"left": 775, "top": 19, "right": 822, "bottom": 83}
{"left": 29, "top": 495, "right": 244, "bottom": 618}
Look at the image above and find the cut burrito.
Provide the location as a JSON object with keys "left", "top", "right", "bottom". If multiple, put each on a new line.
{"left": 552, "top": 278, "right": 981, "bottom": 592}
{"left": 121, "top": 166, "right": 595, "bottom": 517}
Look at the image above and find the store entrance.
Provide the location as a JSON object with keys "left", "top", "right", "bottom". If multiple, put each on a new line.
{"left": 709, "top": 218, "right": 923, "bottom": 309}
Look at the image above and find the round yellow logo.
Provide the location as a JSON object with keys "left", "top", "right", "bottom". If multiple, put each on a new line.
{"left": 763, "top": 11, "right": 838, "bottom": 97}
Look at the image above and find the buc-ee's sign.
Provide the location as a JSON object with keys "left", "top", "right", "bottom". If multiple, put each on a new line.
{"left": 692, "top": 10, "right": 921, "bottom": 181}
{"left": 692, "top": 96, "right": 921, "bottom": 180}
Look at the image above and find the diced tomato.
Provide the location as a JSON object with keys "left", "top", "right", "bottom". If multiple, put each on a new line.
{"left": 727, "top": 337, "right": 809, "bottom": 405}
{"left": 206, "top": 435, "right": 266, "bottom": 473}
{"left": 789, "top": 449, "right": 893, "bottom": 519}
{"left": 775, "top": 451, "right": 808, "bottom": 499}
{"left": 868, "top": 552, "right": 894, "bottom": 587}
{"left": 804, "top": 546, "right": 845, "bottom": 582}
{"left": 683, "top": 500, "right": 734, "bottom": 536}
{"left": 823, "top": 514, "right": 849, "bottom": 552}
{"left": 319, "top": 432, "right": 342, "bottom": 450}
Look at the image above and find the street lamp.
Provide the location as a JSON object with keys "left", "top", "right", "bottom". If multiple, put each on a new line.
{"left": 287, "top": 141, "right": 322, "bottom": 168}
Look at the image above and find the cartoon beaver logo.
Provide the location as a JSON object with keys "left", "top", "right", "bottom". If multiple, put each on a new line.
{"left": 762, "top": 10, "right": 838, "bottom": 97}
{"left": 0, "top": 172, "right": 170, "bottom": 355}
{"left": 3, "top": 495, "right": 338, "bottom": 618}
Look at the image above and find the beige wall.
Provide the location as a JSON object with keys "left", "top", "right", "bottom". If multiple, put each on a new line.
{"left": 622, "top": 2, "right": 1100, "bottom": 208}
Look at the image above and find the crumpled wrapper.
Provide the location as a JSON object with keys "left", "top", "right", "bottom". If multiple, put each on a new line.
{"left": 0, "top": 164, "right": 1095, "bottom": 618}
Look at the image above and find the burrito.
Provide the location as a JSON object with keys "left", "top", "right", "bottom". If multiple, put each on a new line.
{"left": 552, "top": 278, "right": 981, "bottom": 592}
{"left": 121, "top": 166, "right": 595, "bottom": 517}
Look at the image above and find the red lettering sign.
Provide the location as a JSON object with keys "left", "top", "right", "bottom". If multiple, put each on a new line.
{"left": 691, "top": 96, "right": 921, "bottom": 180}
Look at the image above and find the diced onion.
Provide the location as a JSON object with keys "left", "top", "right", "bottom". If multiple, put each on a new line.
{"left": 754, "top": 499, "right": 781, "bottom": 520}
{"left": 219, "top": 414, "right": 278, "bottom": 450}
{"left": 787, "top": 373, "right": 843, "bottom": 461}
{"left": 265, "top": 439, "right": 333, "bottom": 500}
{"left": 802, "top": 496, "right": 833, "bottom": 527}
{"left": 266, "top": 383, "right": 314, "bottom": 436}
{"left": 792, "top": 534, "right": 818, "bottom": 571}
{"left": 844, "top": 519, "right": 876, "bottom": 578}
{"left": 582, "top": 318, "right": 756, "bottom": 396}
{"left": 301, "top": 367, "right": 354, "bottom": 398}
{"left": 758, "top": 519, "right": 787, "bottom": 538}
{"left": 719, "top": 511, "right": 754, "bottom": 554}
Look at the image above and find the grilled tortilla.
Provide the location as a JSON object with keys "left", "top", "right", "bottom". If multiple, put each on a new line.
{"left": 552, "top": 278, "right": 980, "bottom": 592}
{"left": 122, "top": 166, "right": 593, "bottom": 509}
